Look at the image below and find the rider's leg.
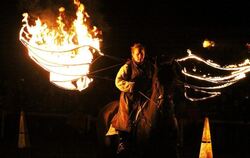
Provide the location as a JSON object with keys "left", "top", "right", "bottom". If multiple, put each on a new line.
{"left": 117, "top": 130, "right": 130, "bottom": 154}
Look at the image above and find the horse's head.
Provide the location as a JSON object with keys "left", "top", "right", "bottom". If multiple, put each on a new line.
{"left": 149, "top": 60, "right": 176, "bottom": 111}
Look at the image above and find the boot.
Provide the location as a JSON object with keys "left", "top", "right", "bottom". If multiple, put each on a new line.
{"left": 116, "top": 131, "right": 129, "bottom": 154}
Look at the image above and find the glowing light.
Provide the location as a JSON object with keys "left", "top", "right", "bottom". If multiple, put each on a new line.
{"left": 203, "top": 39, "right": 215, "bottom": 48}
{"left": 176, "top": 49, "right": 250, "bottom": 101}
{"left": 19, "top": 0, "right": 103, "bottom": 91}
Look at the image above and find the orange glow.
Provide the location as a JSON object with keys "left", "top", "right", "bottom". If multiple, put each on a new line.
{"left": 199, "top": 117, "right": 213, "bottom": 158}
{"left": 19, "top": 0, "right": 103, "bottom": 91}
{"left": 203, "top": 39, "right": 215, "bottom": 48}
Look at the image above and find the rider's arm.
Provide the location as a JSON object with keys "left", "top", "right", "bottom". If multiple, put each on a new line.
{"left": 115, "top": 64, "right": 135, "bottom": 93}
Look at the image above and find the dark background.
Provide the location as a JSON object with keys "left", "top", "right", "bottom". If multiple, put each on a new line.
{"left": 1, "top": 0, "right": 250, "bottom": 157}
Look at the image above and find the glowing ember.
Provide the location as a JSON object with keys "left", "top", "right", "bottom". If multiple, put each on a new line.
{"left": 176, "top": 49, "right": 250, "bottom": 101}
{"left": 203, "top": 39, "right": 215, "bottom": 48}
{"left": 19, "top": 0, "right": 103, "bottom": 91}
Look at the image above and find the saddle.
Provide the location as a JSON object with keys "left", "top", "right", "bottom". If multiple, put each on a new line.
{"left": 105, "top": 100, "right": 149, "bottom": 136}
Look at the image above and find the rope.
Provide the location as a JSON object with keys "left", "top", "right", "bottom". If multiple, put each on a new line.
{"left": 103, "top": 54, "right": 126, "bottom": 62}
{"left": 88, "top": 75, "right": 115, "bottom": 82}
{"left": 89, "top": 63, "right": 123, "bottom": 75}
{"left": 138, "top": 91, "right": 158, "bottom": 106}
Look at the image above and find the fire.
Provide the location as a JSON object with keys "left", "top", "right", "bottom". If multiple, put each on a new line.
{"left": 176, "top": 49, "right": 250, "bottom": 101}
{"left": 203, "top": 39, "right": 215, "bottom": 48}
{"left": 19, "top": 0, "right": 103, "bottom": 91}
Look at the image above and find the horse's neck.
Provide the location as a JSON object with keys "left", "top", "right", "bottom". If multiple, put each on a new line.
{"left": 141, "top": 64, "right": 160, "bottom": 123}
{"left": 142, "top": 84, "right": 164, "bottom": 126}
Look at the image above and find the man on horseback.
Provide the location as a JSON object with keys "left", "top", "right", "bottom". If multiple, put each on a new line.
{"left": 109, "top": 43, "right": 155, "bottom": 154}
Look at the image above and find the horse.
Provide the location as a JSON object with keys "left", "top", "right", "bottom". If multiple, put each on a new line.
{"left": 96, "top": 61, "right": 180, "bottom": 158}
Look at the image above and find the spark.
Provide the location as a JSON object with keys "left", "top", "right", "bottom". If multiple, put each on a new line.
{"left": 175, "top": 49, "right": 250, "bottom": 101}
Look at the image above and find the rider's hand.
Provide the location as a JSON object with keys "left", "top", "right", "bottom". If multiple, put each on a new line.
{"left": 133, "top": 82, "right": 141, "bottom": 92}
{"left": 133, "top": 77, "right": 148, "bottom": 92}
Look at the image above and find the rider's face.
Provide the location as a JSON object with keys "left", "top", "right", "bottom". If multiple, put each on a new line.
{"left": 132, "top": 48, "right": 145, "bottom": 64}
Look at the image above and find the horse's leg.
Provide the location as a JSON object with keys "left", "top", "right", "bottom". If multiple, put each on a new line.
{"left": 96, "top": 101, "right": 119, "bottom": 158}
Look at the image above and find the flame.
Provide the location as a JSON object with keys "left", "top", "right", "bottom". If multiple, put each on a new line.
{"left": 19, "top": 0, "right": 103, "bottom": 91}
{"left": 203, "top": 39, "right": 215, "bottom": 48}
{"left": 176, "top": 49, "right": 250, "bottom": 101}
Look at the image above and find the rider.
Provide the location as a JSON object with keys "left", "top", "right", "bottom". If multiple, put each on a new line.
{"left": 111, "top": 43, "right": 155, "bottom": 154}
